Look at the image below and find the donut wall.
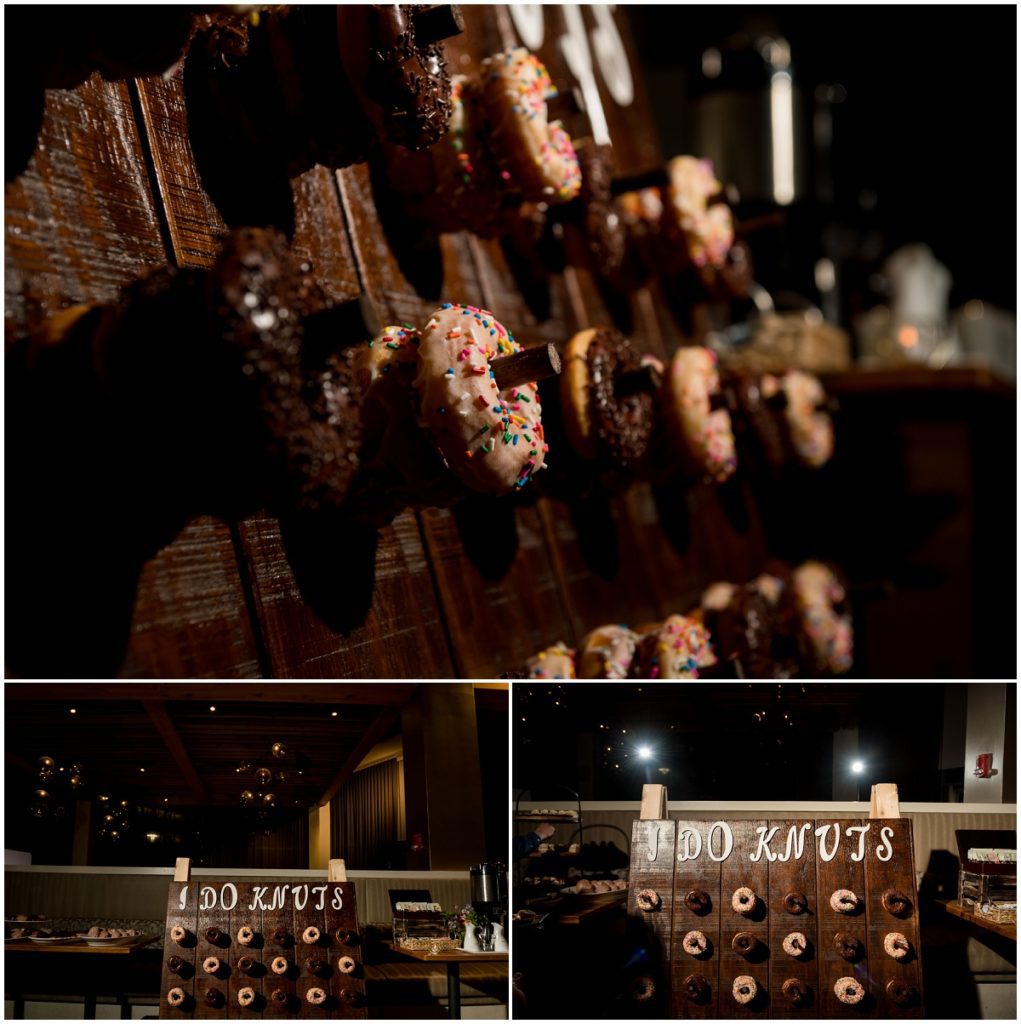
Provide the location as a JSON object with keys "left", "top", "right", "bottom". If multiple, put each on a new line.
{"left": 160, "top": 876, "right": 366, "bottom": 1018}
{"left": 7, "top": 5, "right": 832, "bottom": 680}
{"left": 627, "top": 806, "right": 923, "bottom": 1018}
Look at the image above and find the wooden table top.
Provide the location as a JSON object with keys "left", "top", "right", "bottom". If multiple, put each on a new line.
{"left": 5, "top": 934, "right": 158, "bottom": 955}
{"left": 387, "top": 942, "right": 508, "bottom": 963}
{"left": 942, "top": 900, "right": 1017, "bottom": 941}
{"left": 557, "top": 896, "right": 626, "bottom": 927}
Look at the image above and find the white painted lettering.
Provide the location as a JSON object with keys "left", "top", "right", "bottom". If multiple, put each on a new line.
{"left": 815, "top": 823, "right": 840, "bottom": 862}
{"left": 777, "top": 823, "right": 813, "bottom": 862}
{"left": 312, "top": 885, "right": 328, "bottom": 911}
{"left": 220, "top": 883, "right": 238, "bottom": 911}
{"left": 751, "top": 826, "right": 780, "bottom": 862}
{"left": 199, "top": 886, "right": 216, "bottom": 910}
{"left": 876, "top": 826, "right": 895, "bottom": 862}
{"left": 846, "top": 825, "right": 870, "bottom": 863}
{"left": 707, "top": 821, "right": 734, "bottom": 862}
{"left": 676, "top": 826, "right": 703, "bottom": 862}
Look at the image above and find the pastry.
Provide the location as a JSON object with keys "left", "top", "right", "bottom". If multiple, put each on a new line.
{"left": 577, "top": 624, "right": 638, "bottom": 679}
{"left": 632, "top": 615, "right": 717, "bottom": 679}
{"left": 526, "top": 642, "right": 576, "bottom": 679}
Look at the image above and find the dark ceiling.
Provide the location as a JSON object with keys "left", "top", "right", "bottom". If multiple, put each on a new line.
{"left": 5, "top": 683, "right": 418, "bottom": 808}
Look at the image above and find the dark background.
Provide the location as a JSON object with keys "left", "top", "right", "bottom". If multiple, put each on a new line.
{"left": 514, "top": 682, "right": 957, "bottom": 802}
{"left": 629, "top": 6, "right": 1017, "bottom": 319}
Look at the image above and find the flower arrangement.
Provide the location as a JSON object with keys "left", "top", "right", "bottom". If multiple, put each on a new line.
{"left": 443, "top": 903, "right": 489, "bottom": 941}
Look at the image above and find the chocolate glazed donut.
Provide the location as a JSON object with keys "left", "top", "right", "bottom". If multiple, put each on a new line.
{"left": 337, "top": 5, "right": 454, "bottom": 151}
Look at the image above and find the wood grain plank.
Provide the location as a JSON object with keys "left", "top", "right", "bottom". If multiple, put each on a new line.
{"left": 162, "top": 881, "right": 199, "bottom": 1019}
{"left": 228, "top": 883, "right": 264, "bottom": 1020}
{"left": 237, "top": 512, "right": 453, "bottom": 679}
{"left": 768, "top": 822, "right": 820, "bottom": 1018}
{"left": 324, "top": 883, "right": 367, "bottom": 1017}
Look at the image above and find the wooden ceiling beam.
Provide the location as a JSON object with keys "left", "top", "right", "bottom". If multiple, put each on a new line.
{"left": 142, "top": 700, "right": 209, "bottom": 804}
{"left": 316, "top": 708, "right": 399, "bottom": 808}
{"left": 5, "top": 684, "right": 420, "bottom": 707}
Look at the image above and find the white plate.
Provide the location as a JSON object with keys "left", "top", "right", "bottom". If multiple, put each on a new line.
{"left": 27, "top": 935, "right": 77, "bottom": 944}
{"left": 76, "top": 933, "right": 134, "bottom": 945}
{"left": 559, "top": 885, "right": 627, "bottom": 901}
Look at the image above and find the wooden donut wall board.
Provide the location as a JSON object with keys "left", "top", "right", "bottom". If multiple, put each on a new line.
{"left": 5, "top": 6, "right": 770, "bottom": 679}
{"left": 627, "top": 792, "right": 923, "bottom": 1018}
{"left": 160, "top": 876, "right": 366, "bottom": 1019}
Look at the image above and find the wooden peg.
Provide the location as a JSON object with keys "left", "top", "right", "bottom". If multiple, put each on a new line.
{"left": 413, "top": 4, "right": 464, "bottom": 46}
{"left": 329, "top": 858, "right": 348, "bottom": 882}
{"left": 639, "top": 783, "right": 668, "bottom": 820}
{"left": 490, "top": 342, "right": 561, "bottom": 390}
{"left": 174, "top": 857, "right": 192, "bottom": 882}
{"left": 870, "top": 783, "right": 900, "bottom": 819}
{"left": 614, "top": 362, "right": 662, "bottom": 398}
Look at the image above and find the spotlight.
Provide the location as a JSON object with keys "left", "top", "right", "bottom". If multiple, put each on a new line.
{"left": 851, "top": 760, "right": 864, "bottom": 775}
{"left": 637, "top": 746, "right": 653, "bottom": 761}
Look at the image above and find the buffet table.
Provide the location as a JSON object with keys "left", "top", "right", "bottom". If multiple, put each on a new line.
{"left": 387, "top": 944, "right": 509, "bottom": 1020}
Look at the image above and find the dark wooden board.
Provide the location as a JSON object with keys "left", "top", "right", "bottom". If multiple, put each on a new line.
{"left": 767, "top": 821, "right": 819, "bottom": 1019}
{"left": 194, "top": 885, "right": 231, "bottom": 1019}
{"left": 227, "top": 883, "right": 263, "bottom": 1020}
{"left": 161, "top": 880, "right": 199, "bottom": 1019}
{"left": 324, "top": 883, "right": 367, "bottom": 1017}
{"left": 862, "top": 821, "right": 923, "bottom": 1018}
{"left": 670, "top": 821, "right": 723, "bottom": 1019}
{"left": 814, "top": 821, "right": 873, "bottom": 1019}
{"left": 262, "top": 888, "right": 297, "bottom": 1019}
{"left": 719, "top": 821, "right": 771, "bottom": 1019}
{"left": 628, "top": 819, "right": 676, "bottom": 1016}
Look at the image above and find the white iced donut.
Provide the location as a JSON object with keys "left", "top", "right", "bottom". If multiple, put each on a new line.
{"left": 884, "top": 932, "right": 911, "bottom": 959}
{"left": 636, "top": 889, "right": 661, "bottom": 912}
{"left": 306, "top": 986, "right": 327, "bottom": 1006}
{"left": 237, "top": 986, "right": 256, "bottom": 1007}
{"left": 776, "top": 369, "right": 834, "bottom": 468}
{"left": 478, "top": 48, "right": 581, "bottom": 202}
{"left": 702, "top": 582, "right": 737, "bottom": 612}
{"left": 793, "top": 561, "right": 853, "bottom": 674}
{"left": 665, "top": 156, "right": 734, "bottom": 270}
{"left": 783, "top": 932, "right": 808, "bottom": 958}
{"left": 662, "top": 347, "right": 737, "bottom": 483}
{"left": 170, "top": 925, "right": 188, "bottom": 945}
{"left": 830, "top": 889, "right": 860, "bottom": 914}
{"left": 166, "top": 986, "right": 185, "bottom": 1007}
{"left": 732, "top": 887, "right": 757, "bottom": 915}
{"left": 203, "top": 956, "right": 221, "bottom": 974}
{"left": 633, "top": 614, "right": 717, "bottom": 679}
{"left": 414, "top": 303, "right": 547, "bottom": 495}
{"left": 337, "top": 955, "right": 357, "bottom": 974}
{"left": 682, "top": 930, "right": 708, "bottom": 956}
{"left": 236, "top": 926, "right": 255, "bottom": 946}
{"left": 578, "top": 624, "right": 638, "bottom": 680}
{"left": 301, "top": 926, "right": 320, "bottom": 945}
{"left": 835, "top": 977, "right": 865, "bottom": 1005}
{"left": 271, "top": 955, "right": 289, "bottom": 975}
{"left": 732, "top": 975, "right": 757, "bottom": 1005}
{"left": 526, "top": 641, "right": 576, "bottom": 679}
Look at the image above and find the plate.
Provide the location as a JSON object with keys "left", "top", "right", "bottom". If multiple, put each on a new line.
{"left": 5, "top": 919, "right": 50, "bottom": 926}
{"left": 27, "top": 935, "right": 77, "bottom": 944}
{"left": 76, "top": 934, "right": 134, "bottom": 945}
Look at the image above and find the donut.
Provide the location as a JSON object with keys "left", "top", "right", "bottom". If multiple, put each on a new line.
{"left": 683, "top": 974, "right": 709, "bottom": 1003}
{"left": 783, "top": 891, "right": 808, "bottom": 915}
{"left": 301, "top": 926, "right": 321, "bottom": 945}
{"left": 830, "top": 889, "right": 860, "bottom": 913}
{"left": 236, "top": 926, "right": 255, "bottom": 946}
{"left": 166, "top": 987, "right": 186, "bottom": 1008}
{"left": 271, "top": 955, "right": 290, "bottom": 975}
{"left": 574, "top": 878, "right": 593, "bottom": 894}
{"left": 478, "top": 48, "right": 581, "bottom": 203}
{"left": 592, "top": 880, "right": 611, "bottom": 894}
{"left": 727, "top": 371, "right": 787, "bottom": 472}
{"left": 202, "top": 956, "right": 222, "bottom": 975}
{"left": 663, "top": 156, "right": 734, "bottom": 272}
{"left": 237, "top": 955, "right": 255, "bottom": 975}
{"left": 170, "top": 925, "right": 189, "bottom": 945}
{"left": 335, "top": 5, "right": 453, "bottom": 151}
{"left": 764, "top": 369, "right": 834, "bottom": 468}
{"left": 883, "top": 932, "right": 911, "bottom": 959}
{"left": 305, "top": 957, "right": 327, "bottom": 975}
{"left": 570, "top": 140, "right": 629, "bottom": 282}
{"left": 636, "top": 889, "right": 661, "bottom": 912}
{"left": 682, "top": 930, "right": 708, "bottom": 956}
{"left": 578, "top": 624, "right": 638, "bottom": 680}
{"left": 662, "top": 347, "right": 737, "bottom": 483}
{"left": 337, "top": 955, "right": 357, "bottom": 974}
{"left": 632, "top": 615, "right": 717, "bottom": 679}
{"left": 732, "top": 975, "right": 757, "bottom": 1005}
{"left": 733, "top": 932, "right": 759, "bottom": 957}
{"left": 782, "top": 978, "right": 808, "bottom": 1005}
{"left": 793, "top": 562, "right": 853, "bottom": 675}
{"left": 560, "top": 327, "right": 656, "bottom": 474}
{"left": 629, "top": 975, "right": 656, "bottom": 1002}
{"left": 271, "top": 927, "right": 290, "bottom": 946}
{"left": 882, "top": 889, "right": 912, "bottom": 916}
{"left": 336, "top": 929, "right": 360, "bottom": 946}
{"left": 686, "top": 890, "right": 711, "bottom": 915}
{"left": 205, "top": 990, "right": 225, "bottom": 1009}
{"left": 886, "top": 980, "right": 917, "bottom": 1006}
{"left": 700, "top": 580, "right": 776, "bottom": 679}
{"left": 238, "top": 986, "right": 256, "bottom": 1008}
{"left": 834, "top": 977, "right": 865, "bottom": 1005}
{"left": 834, "top": 932, "right": 861, "bottom": 961}
{"left": 306, "top": 986, "right": 327, "bottom": 1006}
{"left": 414, "top": 304, "right": 548, "bottom": 495}
{"left": 617, "top": 187, "right": 664, "bottom": 282}
{"left": 783, "top": 932, "right": 808, "bottom": 958}
{"left": 526, "top": 641, "right": 576, "bottom": 679}
{"left": 731, "top": 887, "right": 757, "bottom": 915}
{"left": 271, "top": 988, "right": 289, "bottom": 1007}
{"left": 167, "top": 955, "right": 186, "bottom": 975}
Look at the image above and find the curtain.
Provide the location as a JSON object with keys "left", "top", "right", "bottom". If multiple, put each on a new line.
{"left": 330, "top": 758, "right": 405, "bottom": 869}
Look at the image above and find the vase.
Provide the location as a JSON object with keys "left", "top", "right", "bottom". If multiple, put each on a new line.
{"left": 462, "top": 922, "right": 481, "bottom": 953}
{"left": 492, "top": 922, "right": 508, "bottom": 952}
